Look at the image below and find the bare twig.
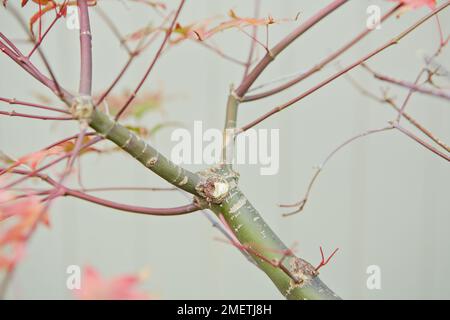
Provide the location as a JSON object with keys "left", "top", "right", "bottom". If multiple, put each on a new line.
{"left": 281, "top": 126, "right": 393, "bottom": 216}
{"left": 240, "top": 2, "right": 450, "bottom": 132}
{"left": 243, "top": 4, "right": 402, "bottom": 102}
{"left": 115, "top": 0, "right": 186, "bottom": 120}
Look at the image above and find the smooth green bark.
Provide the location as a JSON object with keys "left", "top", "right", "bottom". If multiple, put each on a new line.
{"left": 202, "top": 166, "right": 340, "bottom": 300}
{"left": 89, "top": 109, "right": 200, "bottom": 195}
{"left": 88, "top": 107, "right": 340, "bottom": 300}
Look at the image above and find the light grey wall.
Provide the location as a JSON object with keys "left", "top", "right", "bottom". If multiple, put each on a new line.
{"left": 0, "top": 0, "right": 449, "bottom": 299}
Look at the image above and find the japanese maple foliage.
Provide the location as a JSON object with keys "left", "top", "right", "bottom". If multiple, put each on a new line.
{"left": 0, "top": 190, "right": 49, "bottom": 272}
{"left": 390, "top": 0, "right": 436, "bottom": 8}
{"left": 74, "top": 266, "right": 151, "bottom": 300}
{"left": 0, "top": 0, "right": 448, "bottom": 300}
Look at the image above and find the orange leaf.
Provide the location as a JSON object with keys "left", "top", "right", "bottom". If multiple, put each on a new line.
{"left": 0, "top": 190, "right": 16, "bottom": 222}
{"left": 28, "top": 2, "right": 58, "bottom": 36}
{"left": 58, "top": 136, "right": 100, "bottom": 155}
{"left": 28, "top": 1, "right": 97, "bottom": 36}
{"left": 171, "top": 10, "right": 297, "bottom": 43}
{"left": 125, "top": 26, "right": 158, "bottom": 42}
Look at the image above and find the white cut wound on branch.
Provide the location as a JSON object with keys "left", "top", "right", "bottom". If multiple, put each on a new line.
{"left": 178, "top": 176, "right": 188, "bottom": 186}
{"left": 196, "top": 174, "right": 230, "bottom": 204}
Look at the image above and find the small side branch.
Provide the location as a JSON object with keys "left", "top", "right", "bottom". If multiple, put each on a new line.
{"left": 243, "top": 3, "right": 402, "bottom": 102}
{"left": 281, "top": 126, "right": 393, "bottom": 216}
{"left": 315, "top": 247, "right": 339, "bottom": 272}
{"left": 344, "top": 70, "right": 450, "bottom": 153}
{"left": 0, "top": 33, "right": 73, "bottom": 103}
{"left": 0, "top": 110, "right": 74, "bottom": 121}
{"left": 235, "top": 0, "right": 348, "bottom": 98}
{"left": 6, "top": 169, "right": 200, "bottom": 217}
{"left": 0, "top": 96, "right": 70, "bottom": 114}
{"left": 363, "top": 64, "right": 450, "bottom": 102}
{"left": 391, "top": 122, "right": 450, "bottom": 162}
{"left": 240, "top": 2, "right": 450, "bottom": 132}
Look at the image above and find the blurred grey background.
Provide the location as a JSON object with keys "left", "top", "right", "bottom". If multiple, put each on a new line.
{"left": 0, "top": 0, "right": 449, "bottom": 299}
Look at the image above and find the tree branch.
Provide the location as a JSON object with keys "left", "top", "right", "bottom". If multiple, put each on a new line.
{"left": 115, "top": 0, "right": 185, "bottom": 120}
{"left": 364, "top": 64, "right": 450, "bottom": 101}
{"left": 235, "top": 0, "right": 348, "bottom": 99}
{"left": 391, "top": 122, "right": 450, "bottom": 161}
{"left": 243, "top": 3, "right": 402, "bottom": 102}
{"left": 0, "top": 110, "right": 74, "bottom": 121}
{"left": 88, "top": 109, "right": 201, "bottom": 195}
{"left": 78, "top": 0, "right": 93, "bottom": 95}
{"left": 240, "top": 2, "right": 450, "bottom": 132}
{"left": 201, "top": 166, "right": 340, "bottom": 300}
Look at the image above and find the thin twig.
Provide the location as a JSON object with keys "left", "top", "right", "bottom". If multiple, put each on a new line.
{"left": 281, "top": 126, "right": 393, "bottom": 216}
{"left": 242, "top": 4, "right": 402, "bottom": 102}
{"left": 115, "top": 0, "right": 186, "bottom": 120}
{"left": 240, "top": 2, "right": 450, "bottom": 132}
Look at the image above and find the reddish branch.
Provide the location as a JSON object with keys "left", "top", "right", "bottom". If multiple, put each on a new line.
{"left": 344, "top": 70, "right": 450, "bottom": 153}
{"left": 234, "top": 0, "right": 348, "bottom": 99}
{"left": 0, "top": 0, "right": 448, "bottom": 300}
{"left": 3, "top": 5, "right": 71, "bottom": 105}
{"left": 0, "top": 97, "right": 70, "bottom": 114}
{"left": 0, "top": 136, "right": 103, "bottom": 186}
{"left": 391, "top": 122, "right": 450, "bottom": 162}
{"left": 28, "top": 1, "right": 68, "bottom": 58}
{"left": 365, "top": 66, "right": 450, "bottom": 102}
{"left": 114, "top": 0, "right": 186, "bottom": 120}
{"left": 0, "top": 110, "right": 73, "bottom": 121}
{"left": 239, "top": 2, "right": 450, "bottom": 132}
{"left": 76, "top": 186, "right": 176, "bottom": 192}
{"left": 0, "top": 134, "right": 102, "bottom": 294}
{"left": 315, "top": 247, "right": 339, "bottom": 272}
{"left": 242, "top": 3, "right": 402, "bottom": 102}
{"left": 281, "top": 126, "right": 394, "bottom": 216}
{"left": 95, "top": 13, "right": 171, "bottom": 106}
{"left": 5, "top": 169, "right": 199, "bottom": 216}
{"left": 78, "top": 0, "right": 93, "bottom": 95}
{"left": 61, "top": 188, "right": 199, "bottom": 216}
{"left": 46, "top": 132, "right": 98, "bottom": 149}
{"left": 0, "top": 32, "right": 73, "bottom": 102}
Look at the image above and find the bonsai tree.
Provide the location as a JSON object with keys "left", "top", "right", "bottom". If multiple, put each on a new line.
{"left": 0, "top": 0, "right": 448, "bottom": 299}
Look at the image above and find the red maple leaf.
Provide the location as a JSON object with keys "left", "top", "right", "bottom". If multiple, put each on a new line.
{"left": 74, "top": 266, "right": 152, "bottom": 300}
{"left": 16, "top": 146, "right": 65, "bottom": 170}
{"left": 389, "top": 0, "right": 436, "bottom": 9}
{"left": 0, "top": 194, "right": 49, "bottom": 243}
{"left": 0, "top": 191, "right": 49, "bottom": 271}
